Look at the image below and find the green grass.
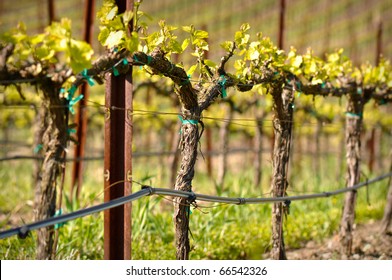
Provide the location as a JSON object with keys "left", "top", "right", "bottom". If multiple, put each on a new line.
{"left": 0, "top": 153, "right": 390, "bottom": 260}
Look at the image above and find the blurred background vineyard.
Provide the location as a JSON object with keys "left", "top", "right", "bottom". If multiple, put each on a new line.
{"left": 1, "top": 0, "right": 391, "bottom": 62}
{"left": 0, "top": 0, "right": 392, "bottom": 63}
{"left": 0, "top": 0, "right": 391, "bottom": 259}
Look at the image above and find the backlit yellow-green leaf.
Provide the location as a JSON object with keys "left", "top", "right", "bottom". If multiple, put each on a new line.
{"left": 106, "top": 7, "right": 118, "bottom": 21}
{"left": 104, "top": 30, "right": 125, "bottom": 48}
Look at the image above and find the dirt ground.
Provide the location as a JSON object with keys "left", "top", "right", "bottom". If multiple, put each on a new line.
{"left": 285, "top": 221, "right": 392, "bottom": 260}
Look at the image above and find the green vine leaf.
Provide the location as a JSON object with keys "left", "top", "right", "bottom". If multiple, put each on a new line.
{"left": 105, "top": 30, "right": 125, "bottom": 49}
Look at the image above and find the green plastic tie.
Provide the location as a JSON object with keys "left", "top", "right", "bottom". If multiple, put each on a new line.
{"left": 345, "top": 112, "right": 362, "bottom": 118}
{"left": 34, "top": 144, "right": 43, "bottom": 154}
{"left": 133, "top": 55, "right": 151, "bottom": 65}
{"left": 187, "top": 206, "right": 192, "bottom": 215}
{"left": 178, "top": 115, "right": 198, "bottom": 134}
{"left": 54, "top": 209, "right": 65, "bottom": 230}
{"left": 133, "top": 55, "right": 144, "bottom": 70}
{"left": 147, "top": 55, "right": 152, "bottom": 65}
{"left": 66, "top": 85, "right": 77, "bottom": 101}
{"left": 178, "top": 115, "right": 198, "bottom": 125}
{"left": 180, "top": 75, "right": 191, "bottom": 86}
{"left": 357, "top": 88, "right": 363, "bottom": 94}
{"left": 68, "top": 94, "right": 84, "bottom": 115}
{"left": 81, "top": 69, "right": 95, "bottom": 86}
{"left": 296, "top": 81, "right": 302, "bottom": 92}
{"left": 321, "top": 82, "right": 326, "bottom": 89}
{"left": 219, "top": 75, "right": 227, "bottom": 98}
{"left": 112, "top": 66, "right": 120, "bottom": 77}
{"left": 67, "top": 128, "right": 76, "bottom": 135}
{"left": 123, "top": 58, "right": 129, "bottom": 65}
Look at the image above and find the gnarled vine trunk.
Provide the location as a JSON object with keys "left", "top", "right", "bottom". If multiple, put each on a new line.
{"left": 174, "top": 109, "right": 200, "bottom": 260}
{"left": 169, "top": 122, "right": 181, "bottom": 187}
{"left": 270, "top": 84, "right": 294, "bottom": 260}
{"left": 35, "top": 83, "right": 67, "bottom": 260}
{"left": 339, "top": 92, "right": 364, "bottom": 257}
{"left": 33, "top": 105, "right": 47, "bottom": 210}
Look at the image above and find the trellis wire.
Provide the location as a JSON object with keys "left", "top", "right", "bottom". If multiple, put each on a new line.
{"left": 0, "top": 146, "right": 354, "bottom": 162}
{"left": 0, "top": 171, "right": 391, "bottom": 240}
{"left": 0, "top": 101, "right": 342, "bottom": 128}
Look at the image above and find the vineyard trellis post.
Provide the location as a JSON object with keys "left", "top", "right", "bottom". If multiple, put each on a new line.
{"left": 254, "top": 101, "right": 266, "bottom": 188}
{"left": 205, "top": 125, "right": 213, "bottom": 178}
{"left": 217, "top": 103, "right": 233, "bottom": 188}
{"left": 278, "top": 0, "right": 285, "bottom": 50}
{"left": 47, "top": 0, "right": 56, "bottom": 25}
{"left": 71, "top": 0, "right": 96, "bottom": 201}
{"left": 367, "top": 20, "right": 383, "bottom": 173}
{"left": 314, "top": 118, "right": 322, "bottom": 177}
{"left": 103, "top": 0, "right": 133, "bottom": 260}
{"left": 203, "top": 31, "right": 214, "bottom": 179}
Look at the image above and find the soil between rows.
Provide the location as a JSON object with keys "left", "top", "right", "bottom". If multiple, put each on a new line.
{"left": 285, "top": 221, "right": 392, "bottom": 260}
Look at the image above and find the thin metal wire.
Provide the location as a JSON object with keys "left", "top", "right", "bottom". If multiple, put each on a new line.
{"left": 0, "top": 100, "right": 340, "bottom": 127}
{"left": 0, "top": 147, "right": 273, "bottom": 162}
{"left": 0, "top": 171, "right": 391, "bottom": 240}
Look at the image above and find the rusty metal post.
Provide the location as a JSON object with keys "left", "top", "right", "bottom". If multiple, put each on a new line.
{"left": 104, "top": 0, "right": 133, "bottom": 260}
{"left": 104, "top": 76, "right": 125, "bottom": 259}
{"left": 205, "top": 127, "right": 213, "bottom": 177}
{"left": 278, "top": 0, "right": 285, "bottom": 50}
{"left": 71, "top": 0, "right": 95, "bottom": 200}
{"left": 367, "top": 21, "right": 383, "bottom": 173}
{"left": 123, "top": 0, "right": 134, "bottom": 259}
{"left": 124, "top": 62, "right": 133, "bottom": 260}
{"left": 48, "top": 0, "right": 56, "bottom": 24}
{"left": 376, "top": 21, "right": 382, "bottom": 65}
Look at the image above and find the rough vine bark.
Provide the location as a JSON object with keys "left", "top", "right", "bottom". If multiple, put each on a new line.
{"left": 339, "top": 92, "right": 364, "bottom": 257}
{"left": 131, "top": 49, "right": 235, "bottom": 259}
{"left": 35, "top": 82, "right": 67, "bottom": 260}
{"left": 174, "top": 108, "right": 200, "bottom": 260}
{"left": 270, "top": 83, "right": 294, "bottom": 260}
{"left": 169, "top": 122, "right": 181, "bottom": 187}
{"left": 33, "top": 105, "right": 47, "bottom": 210}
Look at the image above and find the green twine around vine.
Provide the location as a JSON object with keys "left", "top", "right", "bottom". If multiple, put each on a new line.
{"left": 219, "top": 75, "right": 227, "bottom": 98}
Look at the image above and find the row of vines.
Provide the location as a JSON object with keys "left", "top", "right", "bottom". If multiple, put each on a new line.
{"left": 0, "top": 0, "right": 391, "bottom": 260}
